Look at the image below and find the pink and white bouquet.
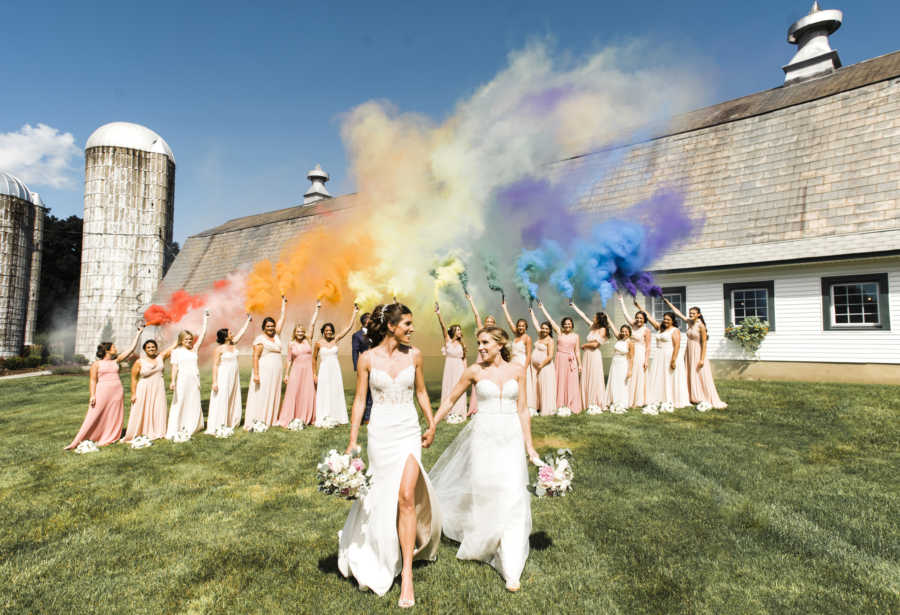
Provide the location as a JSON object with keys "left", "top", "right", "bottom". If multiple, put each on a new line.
{"left": 317, "top": 448, "right": 370, "bottom": 500}
{"left": 531, "top": 449, "right": 574, "bottom": 497}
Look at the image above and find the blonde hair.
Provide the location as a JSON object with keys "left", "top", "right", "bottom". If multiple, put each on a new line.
{"left": 292, "top": 324, "right": 306, "bottom": 342}
{"left": 176, "top": 330, "right": 194, "bottom": 347}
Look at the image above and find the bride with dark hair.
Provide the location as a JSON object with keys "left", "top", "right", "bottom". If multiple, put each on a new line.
{"left": 338, "top": 303, "right": 441, "bottom": 608}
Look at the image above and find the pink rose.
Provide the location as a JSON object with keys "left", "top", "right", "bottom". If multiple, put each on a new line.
{"left": 351, "top": 458, "right": 365, "bottom": 472}
{"left": 538, "top": 466, "right": 554, "bottom": 482}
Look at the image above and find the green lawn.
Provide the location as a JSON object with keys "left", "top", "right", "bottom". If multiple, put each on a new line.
{"left": 1, "top": 373, "right": 898, "bottom": 614}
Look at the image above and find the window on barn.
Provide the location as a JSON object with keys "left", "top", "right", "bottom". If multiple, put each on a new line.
{"left": 821, "top": 273, "right": 890, "bottom": 331}
{"left": 723, "top": 281, "right": 775, "bottom": 331}
{"left": 651, "top": 287, "right": 687, "bottom": 331}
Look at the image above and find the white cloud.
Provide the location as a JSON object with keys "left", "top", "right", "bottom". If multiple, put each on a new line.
{"left": 0, "top": 123, "right": 82, "bottom": 189}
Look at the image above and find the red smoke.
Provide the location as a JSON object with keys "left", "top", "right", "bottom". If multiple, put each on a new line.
{"left": 143, "top": 282, "right": 229, "bottom": 325}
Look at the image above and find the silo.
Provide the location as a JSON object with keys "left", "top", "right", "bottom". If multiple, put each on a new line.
{"left": 0, "top": 172, "right": 37, "bottom": 357}
{"left": 75, "top": 122, "right": 175, "bottom": 357}
{"left": 24, "top": 192, "right": 46, "bottom": 348}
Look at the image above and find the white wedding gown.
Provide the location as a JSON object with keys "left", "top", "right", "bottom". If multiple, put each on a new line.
{"left": 337, "top": 363, "right": 442, "bottom": 596}
{"left": 315, "top": 345, "right": 348, "bottom": 426}
{"left": 430, "top": 377, "right": 531, "bottom": 587}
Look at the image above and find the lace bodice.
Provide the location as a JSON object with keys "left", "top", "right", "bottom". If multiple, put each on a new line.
{"left": 442, "top": 341, "right": 464, "bottom": 360}
{"left": 687, "top": 321, "right": 702, "bottom": 342}
{"left": 474, "top": 378, "right": 519, "bottom": 414}
{"left": 511, "top": 339, "right": 527, "bottom": 366}
{"left": 319, "top": 345, "right": 339, "bottom": 360}
{"left": 369, "top": 364, "right": 415, "bottom": 406}
{"left": 614, "top": 340, "right": 630, "bottom": 356}
{"left": 655, "top": 327, "right": 675, "bottom": 348}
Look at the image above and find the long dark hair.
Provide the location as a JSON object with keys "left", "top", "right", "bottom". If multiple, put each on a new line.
{"left": 690, "top": 306, "right": 707, "bottom": 330}
{"left": 661, "top": 311, "right": 679, "bottom": 331}
{"left": 368, "top": 303, "right": 412, "bottom": 347}
{"left": 96, "top": 342, "right": 113, "bottom": 359}
{"left": 216, "top": 328, "right": 229, "bottom": 344}
{"left": 593, "top": 312, "right": 611, "bottom": 338}
{"left": 477, "top": 326, "right": 511, "bottom": 362}
{"left": 447, "top": 324, "right": 466, "bottom": 360}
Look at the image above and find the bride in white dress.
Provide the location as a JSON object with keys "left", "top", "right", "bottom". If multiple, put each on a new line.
{"left": 427, "top": 325, "right": 541, "bottom": 592}
{"left": 166, "top": 310, "right": 209, "bottom": 439}
{"left": 339, "top": 303, "right": 441, "bottom": 608}
{"left": 313, "top": 306, "right": 358, "bottom": 426}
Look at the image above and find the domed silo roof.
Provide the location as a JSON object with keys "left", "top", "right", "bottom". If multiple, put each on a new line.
{"left": 86, "top": 121, "right": 175, "bottom": 164}
{"left": 0, "top": 171, "right": 33, "bottom": 203}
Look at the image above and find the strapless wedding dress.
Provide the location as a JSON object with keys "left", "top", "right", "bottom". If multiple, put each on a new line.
{"left": 337, "top": 364, "right": 441, "bottom": 596}
{"left": 430, "top": 377, "right": 531, "bottom": 587}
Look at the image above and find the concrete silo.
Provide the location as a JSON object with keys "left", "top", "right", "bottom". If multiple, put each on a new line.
{"left": 75, "top": 122, "right": 175, "bottom": 357}
{"left": 24, "top": 192, "right": 46, "bottom": 347}
{"left": 0, "top": 172, "right": 41, "bottom": 357}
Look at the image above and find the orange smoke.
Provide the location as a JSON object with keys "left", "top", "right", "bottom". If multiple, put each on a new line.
{"left": 244, "top": 226, "right": 375, "bottom": 313}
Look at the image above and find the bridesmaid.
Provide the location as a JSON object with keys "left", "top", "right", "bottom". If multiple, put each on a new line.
{"left": 570, "top": 300, "right": 610, "bottom": 412}
{"left": 618, "top": 295, "right": 651, "bottom": 407}
{"left": 501, "top": 299, "right": 536, "bottom": 413}
{"left": 66, "top": 325, "right": 144, "bottom": 449}
{"left": 166, "top": 310, "right": 210, "bottom": 438}
{"left": 635, "top": 299, "right": 680, "bottom": 408}
{"left": 435, "top": 302, "right": 467, "bottom": 420}
{"left": 464, "top": 293, "right": 496, "bottom": 415}
{"left": 278, "top": 300, "right": 321, "bottom": 427}
{"left": 313, "top": 304, "right": 360, "bottom": 426}
{"left": 604, "top": 324, "right": 634, "bottom": 408}
{"left": 245, "top": 297, "right": 287, "bottom": 429}
{"left": 528, "top": 305, "right": 557, "bottom": 415}
{"left": 206, "top": 313, "right": 252, "bottom": 434}
{"left": 662, "top": 299, "right": 728, "bottom": 409}
{"left": 123, "top": 338, "right": 172, "bottom": 442}
{"left": 538, "top": 300, "right": 583, "bottom": 414}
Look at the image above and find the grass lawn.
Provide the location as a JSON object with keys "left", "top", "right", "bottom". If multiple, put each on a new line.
{"left": 0, "top": 373, "right": 898, "bottom": 614}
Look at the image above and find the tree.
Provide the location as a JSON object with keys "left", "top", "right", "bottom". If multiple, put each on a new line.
{"left": 36, "top": 214, "right": 82, "bottom": 340}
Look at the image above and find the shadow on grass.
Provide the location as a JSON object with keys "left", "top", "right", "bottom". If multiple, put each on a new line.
{"left": 529, "top": 531, "right": 552, "bottom": 551}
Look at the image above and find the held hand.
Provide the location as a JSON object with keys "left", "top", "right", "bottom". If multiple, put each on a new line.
{"left": 421, "top": 427, "right": 435, "bottom": 448}
{"left": 246, "top": 313, "right": 252, "bottom": 322}
{"left": 434, "top": 302, "right": 440, "bottom": 314}
{"left": 130, "top": 393, "right": 136, "bottom": 404}
{"left": 212, "top": 383, "right": 218, "bottom": 393}
{"left": 90, "top": 396, "right": 96, "bottom": 407}
{"left": 568, "top": 298, "right": 574, "bottom": 306}
{"left": 698, "top": 359, "right": 704, "bottom": 369}
{"left": 353, "top": 302, "right": 360, "bottom": 312}
{"left": 169, "top": 381, "right": 176, "bottom": 391}
{"left": 204, "top": 309, "right": 210, "bottom": 318}
{"left": 282, "top": 295, "right": 287, "bottom": 304}
{"left": 315, "top": 300, "right": 321, "bottom": 309}
{"left": 253, "top": 372, "right": 260, "bottom": 385}
{"left": 344, "top": 442, "right": 358, "bottom": 455}
{"left": 527, "top": 449, "right": 542, "bottom": 466}
{"left": 670, "top": 360, "right": 676, "bottom": 371}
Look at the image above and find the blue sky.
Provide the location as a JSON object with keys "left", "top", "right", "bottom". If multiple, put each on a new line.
{"left": 3, "top": 0, "right": 897, "bottom": 243}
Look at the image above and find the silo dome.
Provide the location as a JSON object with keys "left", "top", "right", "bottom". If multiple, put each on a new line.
{"left": 0, "top": 171, "right": 33, "bottom": 203}
{"left": 85, "top": 121, "right": 175, "bottom": 163}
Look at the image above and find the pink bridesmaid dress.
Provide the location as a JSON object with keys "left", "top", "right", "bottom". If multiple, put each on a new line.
{"left": 685, "top": 321, "right": 727, "bottom": 409}
{"left": 123, "top": 356, "right": 168, "bottom": 441}
{"left": 531, "top": 339, "right": 556, "bottom": 415}
{"left": 245, "top": 334, "right": 284, "bottom": 428}
{"left": 645, "top": 328, "right": 676, "bottom": 405}
{"left": 604, "top": 339, "right": 631, "bottom": 406}
{"left": 511, "top": 337, "right": 537, "bottom": 413}
{"left": 581, "top": 329, "right": 607, "bottom": 411}
{"left": 206, "top": 347, "right": 243, "bottom": 433}
{"left": 66, "top": 359, "right": 124, "bottom": 449}
{"left": 628, "top": 325, "right": 649, "bottom": 407}
{"left": 441, "top": 341, "right": 467, "bottom": 418}
{"left": 278, "top": 340, "right": 316, "bottom": 426}
{"left": 555, "top": 333, "right": 583, "bottom": 413}
{"left": 672, "top": 332, "right": 691, "bottom": 408}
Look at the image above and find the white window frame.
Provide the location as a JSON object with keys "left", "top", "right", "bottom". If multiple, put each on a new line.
{"left": 829, "top": 281, "right": 881, "bottom": 328}
{"left": 730, "top": 287, "right": 769, "bottom": 325}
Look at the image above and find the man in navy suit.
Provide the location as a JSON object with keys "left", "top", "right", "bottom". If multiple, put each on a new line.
{"left": 352, "top": 312, "right": 372, "bottom": 423}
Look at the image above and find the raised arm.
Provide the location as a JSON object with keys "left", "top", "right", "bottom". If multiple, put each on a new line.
{"left": 501, "top": 298, "right": 516, "bottom": 332}
{"left": 634, "top": 298, "right": 660, "bottom": 330}
{"left": 232, "top": 314, "right": 252, "bottom": 344}
{"left": 275, "top": 296, "right": 288, "bottom": 334}
{"left": 618, "top": 294, "right": 636, "bottom": 327}
{"left": 346, "top": 352, "right": 371, "bottom": 454}
{"left": 193, "top": 311, "right": 210, "bottom": 351}
{"left": 435, "top": 302, "right": 450, "bottom": 343}
{"left": 308, "top": 300, "right": 321, "bottom": 333}
{"left": 529, "top": 306, "right": 541, "bottom": 331}
{"left": 663, "top": 297, "right": 689, "bottom": 323}
{"left": 538, "top": 300, "right": 562, "bottom": 335}
{"left": 335, "top": 304, "right": 360, "bottom": 343}
{"left": 116, "top": 325, "right": 145, "bottom": 363}
{"left": 569, "top": 300, "right": 593, "bottom": 327}
{"left": 465, "top": 293, "right": 483, "bottom": 329}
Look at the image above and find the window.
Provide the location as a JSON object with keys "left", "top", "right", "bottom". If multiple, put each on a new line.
{"left": 821, "top": 273, "right": 890, "bottom": 331}
{"left": 651, "top": 286, "right": 687, "bottom": 331}
{"left": 723, "top": 281, "right": 775, "bottom": 330}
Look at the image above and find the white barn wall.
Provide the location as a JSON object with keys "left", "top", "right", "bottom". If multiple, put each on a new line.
{"left": 652, "top": 256, "right": 899, "bottom": 364}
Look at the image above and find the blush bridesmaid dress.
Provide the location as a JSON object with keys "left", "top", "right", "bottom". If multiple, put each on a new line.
{"left": 278, "top": 339, "right": 316, "bottom": 426}
{"left": 66, "top": 359, "right": 125, "bottom": 449}
{"left": 554, "top": 333, "right": 583, "bottom": 413}
{"left": 581, "top": 329, "right": 607, "bottom": 412}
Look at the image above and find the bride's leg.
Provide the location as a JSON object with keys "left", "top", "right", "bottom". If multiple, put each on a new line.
{"left": 397, "top": 454, "right": 420, "bottom": 605}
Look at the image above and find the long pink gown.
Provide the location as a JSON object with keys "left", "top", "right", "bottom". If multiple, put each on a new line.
{"left": 628, "top": 325, "right": 650, "bottom": 407}
{"left": 278, "top": 340, "right": 316, "bottom": 426}
{"left": 511, "top": 337, "right": 537, "bottom": 413}
{"left": 441, "top": 340, "right": 467, "bottom": 418}
{"left": 581, "top": 329, "right": 607, "bottom": 411}
{"left": 672, "top": 331, "right": 691, "bottom": 408}
{"left": 245, "top": 334, "right": 284, "bottom": 428}
{"left": 555, "top": 333, "right": 583, "bottom": 413}
{"left": 123, "top": 356, "right": 167, "bottom": 441}
{"left": 685, "top": 321, "right": 727, "bottom": 408}
{"left": 645, "top": 327, "right": 676, "bottom": 405}
{"left": 532, "top": 339, "right": 557, "bottom": 415}
{"left": 66, "top": 359, "right": 124, "bottom": 449}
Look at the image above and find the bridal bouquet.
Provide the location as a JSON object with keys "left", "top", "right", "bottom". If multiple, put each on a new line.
{"left": 214, "top": 425, "right": 235, "bottom": 438}
{"left": 130, "top": 435, "right": 152, "bottom": 449}
{"left": 531, "top": 449, "right": 574, "bottom": 497}
{"left": 248, "top": 420, "right": 268, "bottom": 433}
{"left": 609, "top": 401, "right": 628, "bottom": 415}
{"left": 660, "top": 401, "right": 675, "bottom": 413}
{"left": 642, "top": 402, "right": 660, "bottom": 415}
{"left": 556, "top": 406, "right": 573, "bottom": 417}
{"left": 317, "top": 417, "right": 340, "bottom": 429}
{"left": 317, "top": 449, "right": 370, "bottom": 500}
{"left": 75, "top": 440, "right": 99, "bottom": 454}
{"left": 585, "top": 404, "right": 604, "bottom": 415}
{"left": 287, "top": 419, "right": 305, "bottom": 431}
